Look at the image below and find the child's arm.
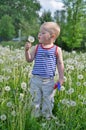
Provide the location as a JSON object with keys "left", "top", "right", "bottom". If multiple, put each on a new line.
{"left": 25, "top": 42, "right": 37, "bottom": 62}
{"left": 56, "top": 47, "right": 64, "bottom": 85}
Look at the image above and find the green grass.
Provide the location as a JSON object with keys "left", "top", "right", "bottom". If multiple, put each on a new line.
{"left": 0, "top": 45, "right": 86, "bottom": 130}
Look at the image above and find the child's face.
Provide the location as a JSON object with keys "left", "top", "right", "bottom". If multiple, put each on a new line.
{"left": 38, "top": 26, "right": 52, "bottom": 44}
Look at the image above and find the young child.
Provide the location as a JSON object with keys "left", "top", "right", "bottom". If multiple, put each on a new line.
{"left": 25, "top": 22, "right": 64, "bottom": 119}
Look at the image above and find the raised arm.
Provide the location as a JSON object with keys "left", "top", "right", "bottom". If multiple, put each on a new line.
{"left": 25, "top": 42, "right": 37, "bottom": 62}
{"left": 56, "top": 47, "right": 64, "bottom": 85}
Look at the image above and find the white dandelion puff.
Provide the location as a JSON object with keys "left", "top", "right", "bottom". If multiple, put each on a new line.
{"left": 0, "top": 59, "right": 4, "bottom": 64}
{"left": 19, "top": 93, "right": 24, "bottom": 101}
{"left": 72, "top": 50, "right": 76, "bottom": 54}
{"left": 64, "top": 76, "right": 67, "bottom": 82}
{"left": 28, "top": 36, "right": 35, "bottom": 43}
{"left": 77, "top": 74, "right": 83, "bottom": 80}
{"left": 76, "top": 82, "right": 81, "bottom": 86}
{"left": 78, "top": 95, "right": 84, "bottom": 100}
{"left": 70, "top": 100, "right": 76, "bottom": 106}
{"left": 6, "top": 101, "right": 12, "bottom": 107}
{"left": 0, "top": 114, "right": 7, "bottom": 121}
{"left": 83, "top": 82, "right": 86, "bottom": 87}
{"left": 66, "top": 88, "right": 74, "bottom": 95}
{"left": 4, "top": 86, "right": 11, "bottom": 92}
{"left": 21, "top": 82, "right": 27, "bottom": 91}
{"left": 82, "top": 101, "right": 86, "bottom": 105}
{"left": 61, "top": 99, "right": 68, "bottom": 105}
{"left": 60, "top": 86, "right": 65, "bottom": 91}
{"left": 11, "top": 110, "right": 16, "bottom": 116}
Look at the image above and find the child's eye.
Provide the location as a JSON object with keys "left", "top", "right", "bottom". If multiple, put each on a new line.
{"left": 42, "top": 32, "right": 45, "bottom": 34}
{"left": 39, "top": 32, "right": 46, "bottom": 35}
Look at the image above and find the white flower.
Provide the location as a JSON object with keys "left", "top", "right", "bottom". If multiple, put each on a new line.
{"left": 66, "top": 100, "right": 70, "bottom": 107}
{"left": 6, "top": 101, "right": 12, "bottom": 107}
{"left": 19, "top": 93, "right": 24, "bottom": 101}
{"left": 11, "top": 110, "right": 16, "bottom": 116}
{"left": 14, "top": 63, "right": 18, "bottom": 67}
{"left": 35, "top": 104, "right": 40, "bottom": 108}
{"left": 83, "top": 82, "right": 86, "bottom": 87}
{"left": 0, "top": 59, "right": 4, "bottom": 64}
{"left": 82, "top": 101, "right": 86, "bottom": 105}
{"left": 69, "top": 66, "right": 74, "bottom": 71}
{"left": 21, "top": 82, "right": 27, "bottom": 91}
{"left": 60, "top": 86, "right": 65, "bottom": 91}
{"left": 28, "top": 36, "right": 35, "bottom": 43}
{"left": 64, "top": 76, "right": 67, "bottom": 82}
{"left": 61, "top": 99, "right": 68, "bottom": 105}
{"left": 0, "top": 114, "right": 7, "bottom": 121}
{"left": 0, "top": 75, "right": 3, "bottom": 82}
{"left": 76, "top": 82, "right": 81, "bottom": 86}
{"left": 66, "top": 88, "right": 74, "bottom": 95}
{"left": 77, "top": 74, "right": 83, "bottom": 80}
{"left": 4, "top": 86, "right": 11, "bottom": 92}
{"left": 72, "top": 51, "right": 76, "bottom": 54}
{"left": 78, "top": 95, "right": 84, "bottom": 100}
{"left": 70, "top": 100, "right": 76, "bottom": 106}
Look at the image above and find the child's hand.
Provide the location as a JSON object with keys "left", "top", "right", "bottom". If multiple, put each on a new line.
{"left": 25, "top": 42, "right": 32, "bottom": 51}
{"left": 58, "top": 79, "right": 64, "bottom": 86}
{"left": 54, "top": 82, "right": 61, "bottom": 90}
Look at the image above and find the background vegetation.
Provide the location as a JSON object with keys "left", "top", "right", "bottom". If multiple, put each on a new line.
{"left": 0, "top": 0, "right": 86, "bottom": 130}
{"left": 0, "top": 0, "right": 86, "bottom": 51}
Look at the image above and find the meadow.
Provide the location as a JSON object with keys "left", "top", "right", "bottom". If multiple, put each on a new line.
{"left": 0, "top": 45, "right": 86, "bottom": 130}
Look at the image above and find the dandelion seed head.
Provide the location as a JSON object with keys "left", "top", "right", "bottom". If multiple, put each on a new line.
{"left": 21, "top": 82, "right": 27, "bottom": 91}
{"left": 78, "top": 95, "right": 84, "bottom": 100}
{"left": 11, "top": 110, "right": 16, "bottom": 116}
{"left": 82, "top": 101, "right": 86, "bottom": 105}
{"left": 64, "top": 76, "right": 67, "bottom": 82}
{"left": 4, "top": 86, "right": 11, "bottom": 92}
{"left": 19, "top": 93, "right": 24, "bottom": 101}
{"left": 28, "top": 36, "right": 35, "bottom": 43}
{"left": 66, "top": 88, "right": 74, "bottom": 95}
{"left": 70, "top": 100, "right": 76, "bottom": 106}
{"left": 61, "top": 99, "right": 68, "bottom": 105}
{"left": 0, "top": 114, "right": 7, "bottom": 121}
{"left": 0, "top": 75, "right": 4, "bottom": 82}
{"left": 0, "top": 59, "right": 4, "bottom": 64}
{"left": 78, "top": 74, "right": 83, "bottom": 80}
{"left": 6, "top": 101, "right": 12, "bottom": 107}
{"left": 83, "top": 82, "right": 86, "bottom": 87}
{"left": 60, "top": 86, "right": 65, "bottom": 91}
{"left": 76, "top": 82, "right": 81, "bottom": 86}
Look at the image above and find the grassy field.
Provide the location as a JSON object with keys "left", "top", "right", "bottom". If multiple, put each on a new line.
{"left": 0, "top": 45, "right": 86, "bottom": 130}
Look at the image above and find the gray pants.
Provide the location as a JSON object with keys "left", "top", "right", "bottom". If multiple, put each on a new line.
{"left": 29, "top": 75, "right": 55, "bottom": 118}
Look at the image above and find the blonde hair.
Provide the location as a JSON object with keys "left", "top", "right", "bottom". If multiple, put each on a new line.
{"left": 40, "top": 22, "right": 60, "bottom": 39}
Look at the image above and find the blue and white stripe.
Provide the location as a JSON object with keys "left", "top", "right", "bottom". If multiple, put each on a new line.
{"left": 32, "top": 44, "right": 57, "bottom": 78}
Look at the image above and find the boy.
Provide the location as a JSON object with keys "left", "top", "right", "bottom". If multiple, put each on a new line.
{"left": 25, "top": 22, "right": 64, "bottom": 119}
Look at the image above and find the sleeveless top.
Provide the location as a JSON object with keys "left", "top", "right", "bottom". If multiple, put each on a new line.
{"left": 32, "top": 44, "right": 58, "bottom": 78}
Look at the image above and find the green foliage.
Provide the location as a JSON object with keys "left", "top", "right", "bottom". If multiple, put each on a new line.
{"left": 39, "top": 10, "right": 53, "bottom": 24}
{"left": 0, "top": 15, "right": 15, "bottom": 40}
{"left": 61, "top": 0, "right": 85, "bottom": 50}
{"left": 54, "top": 0, "right": 86, "bottom": 51}
{"left": 0, "top": 0, "right": 41, "bottom": 37}
{"left": 0, "top": 41, "right": 25, "bottom": 49}
{"left": 0, "top": 45, "right": 86, "bottom": 130}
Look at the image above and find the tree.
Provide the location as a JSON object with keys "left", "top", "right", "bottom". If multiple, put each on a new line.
{"left": 39, "top": 10, "right": 53, "bottom": 24}
{"left": 61, "top": 0, "right": 86, "bottom": 50}
{"left": 54, "top": 10, "right": 66, "bottom": 48}
{"left": 54, "top": 0, "right": 86, "bottom": 51}
{"left": 0, "top": 15, "right": 15, "bottom": 40}
{"left": 0, "top": 0, "right": 41, "bottom": 37}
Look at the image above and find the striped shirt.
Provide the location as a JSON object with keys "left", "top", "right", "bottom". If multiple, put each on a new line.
{"left": 32, "top": 44, "right": 58, "bottom": 78}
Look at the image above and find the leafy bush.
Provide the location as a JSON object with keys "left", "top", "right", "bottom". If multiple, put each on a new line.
{"left": 0, "top": 15, "right": 15, "bottom": 40}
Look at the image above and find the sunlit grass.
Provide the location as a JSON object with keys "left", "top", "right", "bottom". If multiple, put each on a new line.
{"left": 0, "top": 46, "right": 86, "bottom": 130}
